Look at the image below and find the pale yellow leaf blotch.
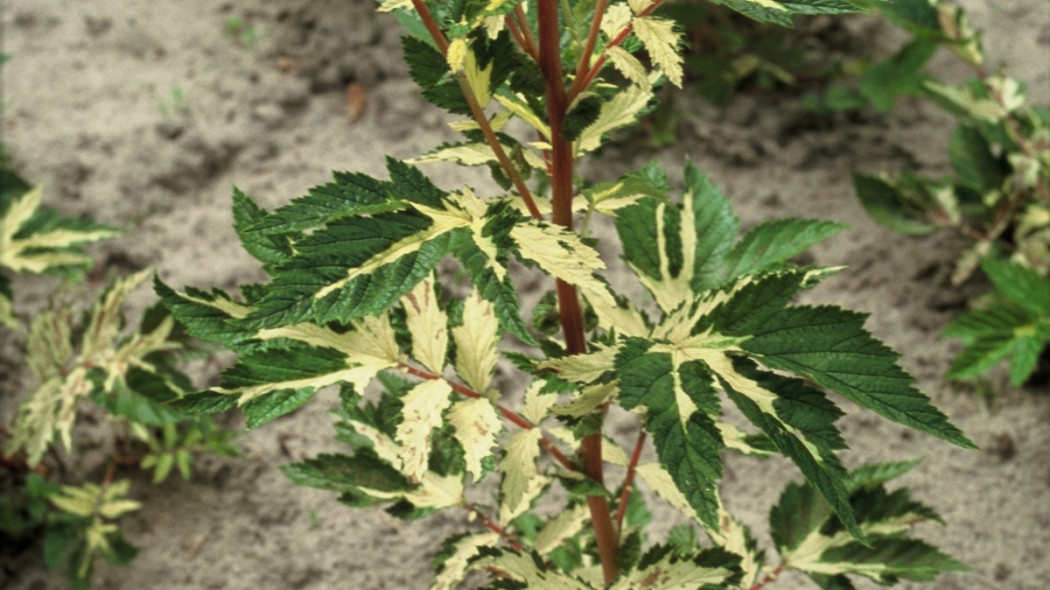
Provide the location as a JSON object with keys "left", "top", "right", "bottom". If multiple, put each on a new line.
{"left": 600, "top": 3, "right": 633, "bottom": 38}
{"left": 79, "top": 269, "right": 152, "bottom": 362}
{"left": 552, "top": 381, "right": 617, "bottom": 418}
{"left": 452, "top": 291, "right": 500, "bottom": 393}
{"left": 605, "top": 46, "right": 649, "bottom": 88}
{"left": 534, "top": 505, "right": 590, "bottom": 555}
{"left": 402, "top": 277, "right": 448, "bottom": 373}
{"left": 397, "top": 379, "right": 454, "bottom": 481}
{"left": 609, "top": 539, "right": 735, "bottom": 589}
{"left": 464, "top": 48, "right": 494, "bottom": 107}
{"left": 539, "top": 345, "right": 617, "bottom": 384}
{"left": 580, "top": 290, "right": 648, "bottom": 338}
{"left": 500, "top": 429, "right": 543, "bottom": 516}
{"left": 469, "top": 551, "right": 594, "bottom": 590}
{"left": 511, "top": 222, "right": 615, "bottom": 307}
{"left": 376, "top": 0, "right": 413, "bottom": 12}
{"left": 520, "top": 379, "right": 557, "bottom": 425}
{"left": 447, "top": 397, "right": 502, "bottom": 482}
{"left": 495, "top": 93, "right": 552, "bottom": 140}
{"left": 430, "top": 533, "right": 500, "bottom": 590}
{"left": 636, "top": 462, "right": 696, "bottom": 522}
{"left": 631, "top": 16, "right": 684, "bottom": 87}
{"left": 627, "top": 0, "right": 652, "bottom": 15}
{"left": 575, "top": 84, "right": 653, "bottom": 154}
{"left": 447, "top": 37, "right": 468, "bottom": 74}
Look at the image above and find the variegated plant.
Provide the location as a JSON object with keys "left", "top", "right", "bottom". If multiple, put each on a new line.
{"left": 1, "top": 171, "right": 238, "bottom": 588}
{"left": 158, "top": 0, "right": 973, "bottom": 588}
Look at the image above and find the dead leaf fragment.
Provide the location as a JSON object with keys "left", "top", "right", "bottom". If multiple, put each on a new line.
{"left": 345, "top": 82, "right": 367, "bottom": 122}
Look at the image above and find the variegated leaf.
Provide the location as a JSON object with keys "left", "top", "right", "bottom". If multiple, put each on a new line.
{"left": 402, "top": 276, "right": 449, "bottom": 373}
{"left": 397, "top": 379, "right": 454, "bottom": 481}
{"left": 452, "top": 290, "right": 500, "bottom": 393}
{"left": 447, "top": 397, "right": 502, "bottom": 481}
{"left": 500, "top": 428, "right": 543, "bottom": 516}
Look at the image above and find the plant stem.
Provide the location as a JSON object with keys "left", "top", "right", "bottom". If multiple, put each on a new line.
{"left": 614, "top": 430, "right": 647, "bottom": 535}
{"left": 410, "top": 0, "right": 543, "bottom": 219}
{"left": 466, "top": 502, "right": 525, "bottom": 552}
{"left": 747, "top": 564, "right": 785, "bottom": 590}
{"left": 569, "top": 0, "right": 668, "bottom": 102}
{"left": 537, "top": 0, "right": 620, "bottom": 583}
{"left": 570, "top": 0, "right": 608, "bottom": 99}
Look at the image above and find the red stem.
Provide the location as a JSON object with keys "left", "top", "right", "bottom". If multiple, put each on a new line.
{"left": 537, "top": 0, "right": 620, "bottom": 584}
{"left": 748, "top": 564, "right": 785, "bottom": 590}
{"left": 569, "top": 0, "right": 668, "bottom": 102}
{"left": 614, "top": 430, "right": 647, "bottom": 535}
{"left": 569, "top": 0, "right": 609, "bottom": 99}
{"left": 466, "top": 502, "right": 525, "bottom": 552}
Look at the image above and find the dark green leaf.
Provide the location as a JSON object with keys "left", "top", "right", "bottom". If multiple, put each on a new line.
{"left": 242, "top": 387, "right": 317, "bottom": 428}
{"left": 744, "top": 305, "right": 976, "bottom": 448}
{"left": 852, "top": 173, "right": 938, "bottom": 235}
{"left": 949, "top": 125, "right": 1009, "bottom": 192}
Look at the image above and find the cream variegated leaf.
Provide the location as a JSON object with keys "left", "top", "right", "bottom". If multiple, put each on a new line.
{"left": 511, "top": 222, "right": 615, "bottom": 307}
{"left": 609, "top": 548, "right": 737, "bottom": 590}
{"left": 500, "top": 428, "right": 543, "bottom": 517}
{"left": 27, "top": 306, "right": 74, "bottom": 382}
{"left": 539, "top": 345, "right": 617, "bottom": 384}
{"left": 627, "top": 0, "right": 653, "bottom": 14}
{"left": 576, "top": 85, "right": 653, "bottom": 154}
{"left": 452, "top": 290, "right": 500, "bottom": 393}
{"left": 80, "top": 269, "right": 152, "bottom": 361}
{"left": 635, "top": 462, "right": 696, "bottom": 522}
{"left": 463, "top": 46, "right": 493, "bottom": 107}
{"left": 7, "top": 367, "right": 93, "bottom": 465}
{"left": 431, "top": 533, "right": 501, "bottom": 590}
{"left": 551, "top": 381, "right": 617, "bottom": 418}
{"left": 533, "top": 504, "right": 590, "bottom": 555}
{"left": 397, "top": 379, "right": 454, "bottom": 481}
{"left": 469, "top": 550, "right": 595, "bottom": 589}
{"left": 606, "top": 46, "right": 649, "bottom": 88}
{"left": 631, "top": 17, "right": 683, "bottom": 87}
{"left": 376, "top": 0, "right": 412, "bottom": 12}
{"left": 600, "top": 3, "right": 634, "bottom": 39}
{"left": 447, "top": 397, "right": 502, "bottom": 482}
{"left": 446, "top": 37, "right": 468, "bottom": 74}
{"left": 243, "top": 316, "right": 400, "bottom": 403}
{"left": 402, "top": 276, "right": 448, "bottom": 373}
{"left": 0, "top": 186, "right": 119, "bottom": 274}
{"left": 580, "top": 290, "right": 649, "bottom": 338}
{"left": 520, "top": 379, "right": 557, "bottom": 425}
{"left": 495, "top": 93, "right": 552, "bottom": 140}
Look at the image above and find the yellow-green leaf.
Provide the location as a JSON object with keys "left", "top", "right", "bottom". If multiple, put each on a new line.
{"left": 601, "top": 3, "right": 634, "bottom": 38}
{"left": 431, "top": 533, "right": 501, "bottom": 590}
{"left": 402, "top": 276, "right": 449, "bottom": 373}
{"left": 631, "top": 16, "right": 683, "bottom": 87}
{"left": 397, "top": 379, "right": 454, "bottom": 481}
{"left": 605, "top": 46, "right": 649, "bottom": 88}
{"left": 447, "top": 397, "right": 503, "bottom": 482}
{"left": 500, "top": 428, "right": 543, "bottom": 516}
{"left": 511, "top": 222, "right": 614, "bottom": 307}
{"left": 534, "top": 504, "right": 590, "bottom": 555}
{"left": 452, "top": 290, "right": 500, "bottom": 393}
{"left": 576, "top": 85, "right": 653, "bottom": 154}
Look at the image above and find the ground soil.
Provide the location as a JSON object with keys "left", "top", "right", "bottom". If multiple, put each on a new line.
{"left": 2, "top": 1, "right": 1049, "bottom": 589}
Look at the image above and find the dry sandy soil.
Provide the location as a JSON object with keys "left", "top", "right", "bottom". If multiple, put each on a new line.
{"left": 2, "top": 0, "right": 1050, "bottom": 589}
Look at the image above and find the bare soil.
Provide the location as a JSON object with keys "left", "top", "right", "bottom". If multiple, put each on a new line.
{"left": 2, "top": 1, "right": 1049, "bottom": 589}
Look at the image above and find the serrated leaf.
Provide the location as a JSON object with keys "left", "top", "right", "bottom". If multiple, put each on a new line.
{"left": 232, "top": 188, "right": 298, "bottom": 270}
{"left": 0, "top": 185, "right": 118, "bottom": 275}
{"left": 447, "top": 397, "right": 502, "bottom": 481}
{"left": 631, "top": 16, "right": 683, "bottom": 87}
{"left": 397, "top": 379, "right": 454, "bottom": 481}
{"left": 606, "top": 46, "right": 649, "bottom": 87}
{"left": 154, "top": 277, "right": 255, "bottom": 350}
{"left": 721, "top": 218, "right": 846, "bottom": 281}
{"left": 500, "top": 429, "right": 543, "bottom": 516}
{"left": 576, "top": 84, "right": 653, "bottom": 154}
{"left": 452, "top": 290, "right": 500, "bottom": 393}
{"left": 512, "top": 221, "right": 614, "bottom": 307}
{"left": 981, "top": 257, "right": 1050, "bottom": 317}
{"left": 402, "top": 276, "right": 449, "bottom": 373}
{"left": 469, "top": 549, "right": 596, "bottom": 589}
{"left": 533, "top": 504, "right": 590, "bottom": 555}
{"left": 609, "top": 545, "right": 741, "bottom": 590}
{"left": 430, "top": 533, "right": 501, "bottom": 590}
{"left": 616, "top": 340, "right": 724, "bottom": 529}
{"left": 242, "top": 387, "right": 316, "bottom": 428}
{"left": 403, "top": 35, "right": 472, "bottom": 115}
{"left": 742, "top": 305, "right": 976, "bottom": 449}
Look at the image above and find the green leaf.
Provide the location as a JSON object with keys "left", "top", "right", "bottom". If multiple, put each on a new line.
{"left": 721, "top": 218, "right": 846, "bottom": 281}
{"left": 743, "top": 305, "right": 976, "bottom": 448}
{"left": 242, "top": 387, "right": 316, "bottom": 428}
{"left": 948, "top": 125, "right": 1009, "bottom": 192}
{"left": 247, "top": 171, "right": 399, "bottom": 236}
{"left": 402, "top": 35, "right": 471, "bottom": 115}
{"left": 981, "top": 257, "right": 1050, "bottom": 317}
{"left": 859, "top": 39, "right": 938, "bottom": 111}
{"left": 282, "top": 451, "right": 412, "bottom": 495}
{"left": 232, "top": 188, "right": 298, "bottom": 270}
{"left": 154, "top": 277, "right": 255, "bottom": 350}
{"left": 616, "top": 339, "right": 724, "bottom": 529}
{"left": 852, "top": 173, "right": 938, "bottom": 236}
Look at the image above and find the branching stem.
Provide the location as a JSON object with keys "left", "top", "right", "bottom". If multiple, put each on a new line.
{"left": 747, "top": 564, "right": 785, "bottom": 590}
{"left": 614, "top": 430, "right": 647, "bottom": 535}
{"left": 466, "top": 502, "right": 525, "bottom": 552}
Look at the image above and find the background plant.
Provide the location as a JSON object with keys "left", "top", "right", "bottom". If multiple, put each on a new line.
{"left": 157, "top": 0, "right": 973, "bottom": 588}
{"left": 805, "top": 0, "right": 1050, "bottom": 386}
{"left": 0, "top": 156, "right": 238, "bottom": 588}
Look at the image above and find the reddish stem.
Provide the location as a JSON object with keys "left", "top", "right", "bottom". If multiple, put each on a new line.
{"left": 748, "top": 564, "right": 785, "bottom": 590}
{"left": 466, "top": 502, "right": 525, "bottom": 552}
{"left": 569, "top": 0, "right": 668, "bottom": 102}
{"left": 614, "top": 430, "right": 647, "bottom": 535}
{"left": 410, "top": 0, "right": 449, "bottom": 54}
{"left": 514, "top": 5, "right": 540, "bottom": 62}
{"left": 569, "top": 0, "right": 609, "bottom": 99}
